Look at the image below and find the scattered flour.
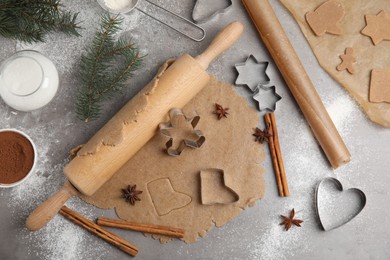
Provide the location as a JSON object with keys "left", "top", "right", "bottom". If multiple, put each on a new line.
{"left": 0, "top": 118, "right": 108, "bottom": 260}
{"left": 1, "top": 1, "right": 141, "bottom": 259}
{"left": 326, "top": 93, "right": 356, "bottom": 136}
{"left": 16, "top": 1, "right": 141, "bottom": 77}
{"left": 245, "top": 89, "right": 361, "bottom": 259}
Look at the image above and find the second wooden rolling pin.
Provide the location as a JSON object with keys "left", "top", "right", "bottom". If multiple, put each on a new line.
{"left": 242, "top": 0, "right": 350, "bottom": 168}
{"left": 26, "top": 21, "right": 244, "bottom": 231}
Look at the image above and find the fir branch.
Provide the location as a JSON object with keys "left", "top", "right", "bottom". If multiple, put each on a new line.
{"left": 76, "top": 15, "right": 144, "bottom": 122}
{"left": 0, "top": 0, "right": 81, "bottom": 43}
{"left": 56, "top": 11, "right": 81, "bottom": 36}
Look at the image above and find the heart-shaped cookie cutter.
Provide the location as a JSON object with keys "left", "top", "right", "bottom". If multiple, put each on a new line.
{"left": 315, "top": 177, "right": 366, "bottom": 231}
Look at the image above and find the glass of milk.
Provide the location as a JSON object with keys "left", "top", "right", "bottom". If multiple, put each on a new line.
{"left": 0, "top": 50, "right": 59, "bottom": 111}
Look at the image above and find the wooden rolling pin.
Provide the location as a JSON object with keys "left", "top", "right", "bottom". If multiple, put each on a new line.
{"left": 26, "top": 21, "right": 244, "bottom": 231}
{"left": 242, "top": 0, "right": 350, "bottom": 168}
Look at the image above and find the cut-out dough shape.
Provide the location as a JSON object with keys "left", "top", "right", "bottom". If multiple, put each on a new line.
{"left": 305, "top": 0, "right": 345, "bottom": 36}
{"left": 253, "top": 85, "right": 282, "bottom": 112}
{"left": 337, "top": 47, "right": 356, "bottom": 74}
{"left": 235, "top": 55, "right": 270, "bottom": 93}
{"left": 192, "top": 0, "right": 232, "bottom": 24}
{"left": 200, "top": 169, "right": 239, "bottom": 205}
{"left": 361, "top": 10, "right": 390, "bottom": 46}
{"left": 279, "top": 0, "right": 390, "bottom": 127}
{"left": 147, "top": 178, "right": 192, "bottom": 216}
{"left": 316, "top": 178, "right": 366, "bottom": 231}
{"left": 159, "top": 108, "right": 205, "bottom": 156}
{"left": 369, "top": 69, "right": 390, "bottom": 103}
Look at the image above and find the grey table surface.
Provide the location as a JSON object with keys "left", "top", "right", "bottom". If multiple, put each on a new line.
{"left": 1, "top": 0, "right": 389, "bottom": 259}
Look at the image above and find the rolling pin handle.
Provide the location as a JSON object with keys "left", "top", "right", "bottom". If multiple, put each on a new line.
{"left": 26, "top": 180, "right": 78, "bottom": 231}
{"left": 196, "top": 21, "right": 244, "bottom": 69}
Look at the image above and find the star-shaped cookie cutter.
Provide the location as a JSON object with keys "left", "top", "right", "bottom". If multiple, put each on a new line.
{"left": 253, "top": 85, "right": 282, "bottom": 112}
{"left": 159, "top": 108, "right": 206, "bottom": 156}
{"left": 235, "top": 55, "right": 270, "bottom": 93}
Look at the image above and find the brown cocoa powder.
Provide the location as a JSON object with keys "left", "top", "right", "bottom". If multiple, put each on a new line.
{"left": 0, "top": 131, "right": 34, "bottom": 184}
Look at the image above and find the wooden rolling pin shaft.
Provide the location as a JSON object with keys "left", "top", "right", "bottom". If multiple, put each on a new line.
{"left": 26, "top": 21, "right": 244, "bottom": 231}
{"left": 242, "top": 0, "right": 350, "bottom": 168}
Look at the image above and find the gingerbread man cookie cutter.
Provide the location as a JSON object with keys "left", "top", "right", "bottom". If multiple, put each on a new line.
{"left": 159, "top": 108, "right": 206, "bottom": 156}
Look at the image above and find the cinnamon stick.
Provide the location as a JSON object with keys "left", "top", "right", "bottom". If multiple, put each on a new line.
{"left": 97, "top": 217, "right": 185, "bottom": 238}
{"left": 270, "top": 112, "right": 289, "bottom": 196}
{"left": 265, "top": 113, "right": 284, "bottom": 197}
{"left": 59, "top": 206, "right": 139, "bottom": 257}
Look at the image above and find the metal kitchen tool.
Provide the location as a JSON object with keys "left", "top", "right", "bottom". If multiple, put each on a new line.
{"left": 235, "top": 55, "right": 270, "bottom": 92}
{"left": 315, "top": 177, "right": 366, "bottom": 231}
{"left": 97, "top": 0, "right": 206, "bottom": 41}
{"left": 253, "top": 85, "right": 281, "bottom": 112}
{"left": 159, "top": 108, "right": 205, "bottom": 156}
{"left": 192, "top": 0, "right": 233, "bottom": 24}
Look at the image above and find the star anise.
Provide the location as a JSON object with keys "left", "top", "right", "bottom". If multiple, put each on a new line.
{"left": 253, "top": 123, "right": 272, "bottom": 144}
{"left": 214, "top": 103, "right": 229, "bottom": 120}
{"left": 280, "top": 208, "right": 303, "bottom": 231}
{"left": 122, "top": 185, "right": 143, "bottom": 205}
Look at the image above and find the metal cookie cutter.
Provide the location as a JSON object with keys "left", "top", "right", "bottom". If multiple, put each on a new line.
{"left": 159, "top": 108, "right": 205, "bottom": 156}
{"left": 315, "top": 177, "right": 366, "bottom": 231}
{"left": 253, "top": 85, "right": 282, "bottom": 112}
{"left": 192, "top": 0, "right": 233, "bottom": 24}
{"left": 235, "top": 55, "right": 270, "bottom": 93}
{"left": 97, "top": 0, "right": 206, "bottom": 42}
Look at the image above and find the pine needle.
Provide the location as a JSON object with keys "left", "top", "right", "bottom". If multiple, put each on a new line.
{"left": 0, "top": 0, "right": 81, "bottom": 43}
{"left": 76, "top": 14, "right": 143, "bottom": 122}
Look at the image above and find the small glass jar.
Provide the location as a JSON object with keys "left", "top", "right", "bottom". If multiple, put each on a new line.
{"left": 0, "top": 50, "right": 59, "bottom": 112}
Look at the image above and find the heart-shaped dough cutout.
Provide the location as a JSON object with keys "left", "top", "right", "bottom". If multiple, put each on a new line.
{"left": 316, "top": 178, "right": 366, "bottom": 231}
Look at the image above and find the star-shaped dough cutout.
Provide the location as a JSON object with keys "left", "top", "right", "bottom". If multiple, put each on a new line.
{"left": 253, "top": 85, "right": 281, "bottom": 112}
{"left": 361, "top": 10, "right": 390, "bottom": 45}
{"left": 235, "top": 55, "right": 270, "bottom": 92}
{"left": 336, "top": 47, "right": 356, "bottom": 74}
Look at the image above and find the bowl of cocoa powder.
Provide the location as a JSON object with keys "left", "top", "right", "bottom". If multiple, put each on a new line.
{"left": 0, "top": 129, "right": 37, "bottom": 188}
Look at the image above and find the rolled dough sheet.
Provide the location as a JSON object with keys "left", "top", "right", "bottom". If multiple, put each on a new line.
{"left": 79, "top": 76, "right": 265, "bottom": 243}
{"left": 280, "top": 0, "right": 390, "bottom": 127}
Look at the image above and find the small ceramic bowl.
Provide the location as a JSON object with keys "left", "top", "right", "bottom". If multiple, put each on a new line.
{"left": 0, "top": 129, "right": 37, "bottom": 188}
